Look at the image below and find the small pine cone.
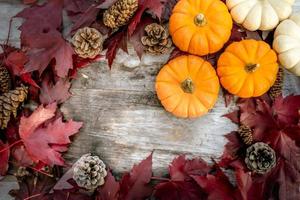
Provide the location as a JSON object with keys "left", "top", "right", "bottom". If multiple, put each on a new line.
{"left": 72, "top": 27, "right": 104, "bottom": 59}
{"left": 245, "top": 142, "right": 276, "bottom": 174}
{"left": 73, "top": 154, "right": 107, "bottom": 190}
{"left": 238, "top": 125, "right": 253, "bottom": 145}
{"left": 141, "top": 23, "right": 173, "bottom": 54}
{"left": 269, "top": 67, "right": 284, "bottom": 100}
{"left": 0, "top": 85, "right": 28, "bottom": 129}
{"left": 0, "top": 65, "right": 11, "bottom": 94}
{"left": 103, "top": 0, "right": 138, "bottom": 29}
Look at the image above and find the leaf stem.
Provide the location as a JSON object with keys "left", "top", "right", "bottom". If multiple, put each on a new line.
{"left": 23, "top": 193, "right": 42, "bottom": 200}
{"left": 0, "top": 139, "right": 23, "bottom": 153}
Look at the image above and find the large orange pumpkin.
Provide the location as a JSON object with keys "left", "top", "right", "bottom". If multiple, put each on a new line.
{"left": 169, "top": 0, "right": 233, "bottom": 56}
{"left": 156, "top": 55, "right": 220, "bottom": 118}
{"left": 217, "top": 39, "right": 279, "bottom": 98}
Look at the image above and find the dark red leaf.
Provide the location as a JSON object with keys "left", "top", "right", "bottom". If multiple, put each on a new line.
{"left": 161, "top": 0, "right": 178, "bottom": 22}
{"left": 168, "top": 47, "right": 187, "bottom": 61}
{"left": 273, "top": 95, "right": 300, "bottom": 125}
{"left": 53, "top": 190, "right": 93, "bottom": 200}
{"left": 127, "top": 0, "right": 166, "bottom": 36}
{"left": 70, "top": 4, "right": 101, "bottom": 33}
{"left": 97, "top": 171, "right": 120, "bottom": 200}
{"left": 0, "top": 141, "right": 10, "bottom": 178}
{"left": 154, "top": 181, "right": 205, "bottom": 200}
{"left": 39, "top": 77, "right": 71, "bottom": 104}
{"left": 9, "top": 173, "right": 56, "bottom": 200}
{"left": 70, "top": 54, "right": 104, "bottom": 78}
{"left": 4, "top": 51, "right": 39, "bottom": 87}
{"left": 192, "top": 167, "right": 237, "bottom": 200}
{"left": 219, "top": 132, "right": 243, "bottom": 167}
{"left": 119, "top": 153, "right": 153, "bottom": 200}
{"left": 169, "top": 155, "right": 211, "bottom": 181}
{"left": 130, "top": 15, "right": 154, "bottom": 58}
{"left": 16, "top": 0, "right": 74, "bottom": 77}
{"left": 104, "top": 30, "right": 127, "bottom": 68}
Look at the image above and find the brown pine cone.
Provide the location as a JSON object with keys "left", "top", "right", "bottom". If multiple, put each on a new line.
{"left": 103, "top": 0, "right": 138, "bottom": 29}
{"left": 0, "top": 65, "right": 11, "bottom": 94}
{"left": 141, "top": 23, "right": 173, "bottom": 54}
{"left": 238, "top": 124, "right": 253, "bottom": 145}
{"left": 73, "top": 154, "right": 107, "bottom": 190}
{"left": 0, "top": 85, "right": 28, "bottom": 129}
{"left": 245, "top": 142, "right": 276, "bottom": 174}
{"left": 269, "top": 67, "right": 284, "bottom": 100}
{"left": 72, "top": 27, "right": 104, "bottom": 59}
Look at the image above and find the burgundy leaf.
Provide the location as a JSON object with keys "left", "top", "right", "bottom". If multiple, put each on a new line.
{"left": 39, "top": 78, "right": 71, "bottom": 104}
{"left": 119, "top": 153, "right": 153, "bottom": 200}
{"left": 0, "top": 141, "right": 10, "bottom": 178}
{"left": 97, "top": 171, "right": 120, "bottom": 200}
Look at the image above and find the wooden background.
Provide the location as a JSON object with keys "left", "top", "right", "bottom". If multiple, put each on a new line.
{"left": 0, "top": 1, "right": 300, "bottom": 199}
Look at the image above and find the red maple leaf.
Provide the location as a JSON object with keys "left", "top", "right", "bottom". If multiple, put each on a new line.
{"left": 39, "top": 77, "right": 71, "bottom": 104}
{"left": 154, "top": 155, "right": 213, "bottom": 200}
{"left": 4, "top": 51, "right": 39, "bottom": 87}
{"left": 128, "top": 0, "right": 166, "bottom": 36}
{"left": 129, "top": 15, "right": 154, "bottom": 58}
{"left": 16, "top": 0, "right": 74, "bottom": 77}
{"left": 19, "top": 103, "right": 82, "bottom": 166}
{"left": 118, "top": 153, "right": 153, "bottom": 200}
{"left": 104, "top": 30, "right": 128, "bottom": 68}
{"left": 154, "top": 181, "right": 205, "bottom": 200}
{"left": 97, "top": 171, "right": 120, "bottom": 200}
{"left": 192, "top": 166, "right": 238, "bottom": 200}
{"left": 169, "top": 155, "right": 211, "bottom": 181}
{"left": 0, "top": 141, "right": 10, "bottom": 178}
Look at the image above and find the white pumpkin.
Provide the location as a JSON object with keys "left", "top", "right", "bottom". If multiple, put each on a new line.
{"left": 273, "top": 14, "right": 300, "bottom": 76}
{"left": 226, "top": 0, "right": 295, "bottom": 31}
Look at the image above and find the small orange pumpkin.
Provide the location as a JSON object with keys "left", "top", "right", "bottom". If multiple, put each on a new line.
{"left": 217, "top": 39, "right": 279, "bottom": 98}
{"left": 156, "top": 55, "right": 220, "bottom": 118}
{"left": 169, "top": 0, "right": 233, "bottom": 56}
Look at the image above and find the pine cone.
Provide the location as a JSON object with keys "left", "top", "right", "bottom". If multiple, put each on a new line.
{"left": 103, "top": 0, "right": 138, "bottom": 29}
{"left": 0, "top": 65, "right": 11, "bottom": 94}
{"left": 73, "top": 154, "right": 107, "bottom": 190}
{"left": 0, "top": 85, "right": 28, "bottom": 129}
{"left": 72, "top": 27, "right": 104, "bottom": 59}
{"left": 141, "top": 23, "right": 173, "bottom": 54}
{"left": 245, "top": 142, "right": 276, "bottom": 174}
{"left": 269, "top": 67, "right": 284, "bottom": 100}
{"left": 238, "top": 125, "right": 253, "bottom": 145}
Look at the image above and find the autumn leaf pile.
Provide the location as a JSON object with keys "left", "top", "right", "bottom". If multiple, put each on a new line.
{"left": 0, "top": 0, "right": 299, "bottom": 199}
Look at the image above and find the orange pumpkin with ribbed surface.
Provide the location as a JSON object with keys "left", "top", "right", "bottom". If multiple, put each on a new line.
{"left": 169, "top": 0, "right": 233, "bottom": 56}
{"left": 217, "top": 39, "right": 279, "bottom": 98}
{"left": 156, "top": 55, "right": 220, "bottom": 118}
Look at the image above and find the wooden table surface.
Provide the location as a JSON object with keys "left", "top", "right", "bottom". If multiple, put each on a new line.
{"left": 0, "top": 1, "right": 300, "bottom": 199}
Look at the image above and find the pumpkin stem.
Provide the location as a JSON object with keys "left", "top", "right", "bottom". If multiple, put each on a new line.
{"left": 194, "top": 13, "right": 207, "bottom": 26}
{"left": 245, "top": 63, "right": 260, "bottom": 73}
{"left": 181, "top": 78, "right": 195, "bottom": 94}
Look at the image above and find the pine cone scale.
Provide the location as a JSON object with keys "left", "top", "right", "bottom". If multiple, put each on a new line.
{"left": 103, "top": 0, "right": 138, "bottom": 29}
{"left": 0, "top": 85, "right": 28, "bottom": 129}
{"left": 73, "top": 154, "right": 107, "bottom": 190}
{"left": 72, "top": 27, "right": 104, "bottom": 59}
{"left": 141, "top": 23, "right": 172, "bottom": 54}
{"left": 245, "top": 142, "right": 276, "bottom": 174}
